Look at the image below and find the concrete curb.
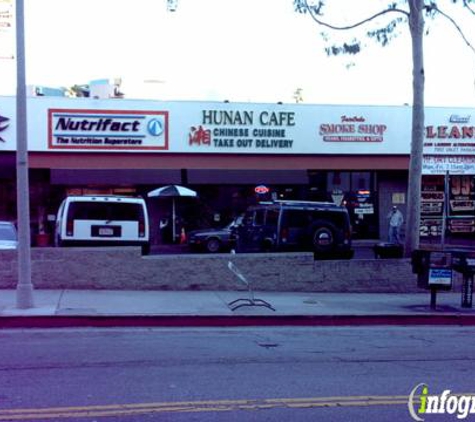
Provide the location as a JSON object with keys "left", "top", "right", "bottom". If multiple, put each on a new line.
{"left": 3, "top": 314, "right": 475, "bottom": 328}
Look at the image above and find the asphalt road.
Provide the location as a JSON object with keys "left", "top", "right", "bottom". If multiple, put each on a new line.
{"left": 1, "top": 326, "right": 475, "bottom": 421}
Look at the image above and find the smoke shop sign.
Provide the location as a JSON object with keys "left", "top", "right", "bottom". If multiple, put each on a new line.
{"left": 188, "top": 109, "right": 295, "bottom": 151}
{"left": 319, "top": 115, "right": 387, "bottom": 142}
{"left": 48, "top": 109, "right": 169, "bottom": 151}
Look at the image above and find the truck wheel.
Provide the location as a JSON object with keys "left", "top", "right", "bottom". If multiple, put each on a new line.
{"left": 310, "top": 221, "right": 337, "bottom": 253}
{"left": 206, "top": 238, "right": 221, "bottom": 253}
{"left": 261, "top": 238, "right": 274, "bottom": 252}
{"left": 141, "top": 243, "right": 151, "bottom": 255}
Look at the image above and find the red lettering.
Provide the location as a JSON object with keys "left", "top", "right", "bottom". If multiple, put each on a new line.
{"left": 426, "top": 126, "right": 436, "bottom": 138}
{"left": 449, "top": 126, "right": 461, "bottom": 138}
{"left": 189, "top": 125, "right": 211, "bottom": 146}
{"left": 437, "top": 126, "right": 448, "bottom": 138}
{"left": 462, "top": 126, "right": 474, "bottom": 138}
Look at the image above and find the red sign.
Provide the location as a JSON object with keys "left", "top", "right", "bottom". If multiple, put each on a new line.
{"left": 255, "top": 185, "right": 269, "bottom": 194}
{"left": 319, "top": 115, "right": 387, "bottom": 142}
{"left": 189, "top": 125, "right": 211, "bottom": 146}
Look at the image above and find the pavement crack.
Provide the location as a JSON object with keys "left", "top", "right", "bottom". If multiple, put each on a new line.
{"left": 409, "top": 335, "right": 436, "bottom": 345}
{"left": 257, "top": 342, "right": 280, "bottom": 349}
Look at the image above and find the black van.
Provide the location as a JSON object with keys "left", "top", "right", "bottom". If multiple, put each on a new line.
{"left": 233, "top": 200, "right": 354, "bottom": 259}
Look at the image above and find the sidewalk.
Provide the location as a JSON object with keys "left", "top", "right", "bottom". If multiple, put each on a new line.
{"left": 1, "top": 289, "right": 475, "bottom": 328}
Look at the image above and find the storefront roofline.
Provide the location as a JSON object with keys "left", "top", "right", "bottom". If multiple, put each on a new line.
{"left": 29, "top": 153, "right": 410, "bottom": 171}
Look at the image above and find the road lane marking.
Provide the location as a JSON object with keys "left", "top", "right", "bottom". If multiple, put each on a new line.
{"left": 0, "top": 394, "right": 472, "bottom": 420}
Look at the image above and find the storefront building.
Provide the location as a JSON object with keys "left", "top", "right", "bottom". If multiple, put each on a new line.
{"left": 0, "top": 95, "right": 473, "bottom": 245}
{"left": 421, "top": 111, "right": 475, "bottom": 245}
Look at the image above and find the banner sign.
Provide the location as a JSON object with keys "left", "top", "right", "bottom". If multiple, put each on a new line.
{"left": 422, "top": 156, "right": 475, "bottom": 175}
{"left": 0, "top": 96, "right": 474, "bottom": 159}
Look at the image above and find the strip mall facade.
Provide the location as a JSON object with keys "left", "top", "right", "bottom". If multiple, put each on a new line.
{"left": 0, "top": 96, "right": 474, "bottom": 245}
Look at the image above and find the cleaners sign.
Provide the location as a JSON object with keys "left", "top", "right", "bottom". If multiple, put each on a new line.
{"left": 423, "top": 114, "right": 475, "bottom": 155}
{"left": 48, "top": 109, "right": 169, "bottom": 151}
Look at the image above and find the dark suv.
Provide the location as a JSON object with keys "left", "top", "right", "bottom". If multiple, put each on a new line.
{"left": 233, "top": 200, "right": 354, "bottom": 259}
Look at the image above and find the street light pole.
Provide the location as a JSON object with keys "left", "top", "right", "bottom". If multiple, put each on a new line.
{"left": 15, "top": 0, "right": 34, "bottom": 308}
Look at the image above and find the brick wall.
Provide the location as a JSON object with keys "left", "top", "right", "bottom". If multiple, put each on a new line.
{"left": 0, "top": 247, "right": 427, "bottom": 292}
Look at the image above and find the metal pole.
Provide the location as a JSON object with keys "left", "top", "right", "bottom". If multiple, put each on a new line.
{"left": 430, "top": 286, "right": 437, "bottom": 310}
{"left": 440, "top": 171, "right": 449, "bottom": 248}
{"left": 461, "top": 274, "right": 473, "bottom": 309}
{"left": 15, "top": 0, "right": 34, "bottom": 308}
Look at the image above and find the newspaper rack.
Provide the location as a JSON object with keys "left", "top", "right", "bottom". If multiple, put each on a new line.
{"left": 227, "top": 261, "right": 275, "bottom": 311}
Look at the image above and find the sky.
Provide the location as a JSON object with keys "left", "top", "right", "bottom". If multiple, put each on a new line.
{"left": 0, "top": 0, "right": 474, "bottom": 106}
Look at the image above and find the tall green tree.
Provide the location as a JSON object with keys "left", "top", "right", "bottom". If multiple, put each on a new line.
{"left": 295, "top": 0, "right": 475, "bottom": 257}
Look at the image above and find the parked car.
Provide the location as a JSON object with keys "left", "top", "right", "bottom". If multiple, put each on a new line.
{"left": 188, "top": 216, "right": 242, "bottom": 253}
{"left": 0, "top": 221, "right": 18, "bottom": 250}
{"left": 233, "top": 200, "right": 354, "bottom": 259}
{"left": 55, "top": 195, "right": 151, "bottom": 254}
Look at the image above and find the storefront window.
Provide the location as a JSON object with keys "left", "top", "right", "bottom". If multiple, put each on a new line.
{"left": 420, "top": 175, "right": 444, "bottom": 238}
{"left": 448, "top": 175, "right": 475, "bottom": 236}
{"left": 420, "top": 175, "right": 475, "bottom": 240}
{"left": 327, "top": 171, "right": 350, "bottom": 192}
{"left": 351, "top": 172, "right": 371, "bottom": 191}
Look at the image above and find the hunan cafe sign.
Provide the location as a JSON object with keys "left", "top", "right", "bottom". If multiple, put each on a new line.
{"left": 188, "top": 109, "right": 296, "bottom": 151}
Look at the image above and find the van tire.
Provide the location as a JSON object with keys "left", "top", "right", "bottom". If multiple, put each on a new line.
{"left": 141, "top": 244, "right": 151, "bottom": 255}
{"left": 309, "top": 220, "right": 337, "bottom": 253}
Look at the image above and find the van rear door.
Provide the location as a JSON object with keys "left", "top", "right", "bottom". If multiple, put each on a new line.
{"left": 66, "top": 202, "right": 147, "bottom": 241}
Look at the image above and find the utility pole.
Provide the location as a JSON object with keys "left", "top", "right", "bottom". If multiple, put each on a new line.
{"left": 15, "top": 0, "right": 34, "bottom": 308}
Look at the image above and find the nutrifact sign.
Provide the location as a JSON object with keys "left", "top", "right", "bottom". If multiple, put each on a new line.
{"left": 48, "top": 109, "right": 168, "bottom": 150}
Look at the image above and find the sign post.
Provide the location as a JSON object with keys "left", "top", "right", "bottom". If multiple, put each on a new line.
{"left": 15, "top": 0, "right": 34, "bottom": 308}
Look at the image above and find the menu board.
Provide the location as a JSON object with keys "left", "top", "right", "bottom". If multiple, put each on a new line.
{"left": 448, "top": 175, "right": 475, "bottom": 234}
{"left": 420, "top": 175, "right": 475, "bottom": 237}
{"left": 420, "top": 176, "right": 444, "bottom": 237}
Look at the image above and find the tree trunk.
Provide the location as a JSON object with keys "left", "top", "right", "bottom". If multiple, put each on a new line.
{"left": 404, "top": 0, "right": 425, "bottom": 258}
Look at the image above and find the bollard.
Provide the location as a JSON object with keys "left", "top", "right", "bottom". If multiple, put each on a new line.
{"left": 430, "top": 286, "right": 438, "bottom": 310}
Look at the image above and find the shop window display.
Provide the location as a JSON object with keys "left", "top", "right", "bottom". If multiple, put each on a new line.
{"left": 420, "top": 175, "right": 475, "bottom": 241}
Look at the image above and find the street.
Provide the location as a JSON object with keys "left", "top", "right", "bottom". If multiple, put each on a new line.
{"left": 1, "top": 326, "right": 475, "bottom": 421}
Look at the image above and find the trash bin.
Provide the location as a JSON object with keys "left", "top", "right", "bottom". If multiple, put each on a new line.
{"left": 373, "top": 242, "right": 403, "bottom": 259}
